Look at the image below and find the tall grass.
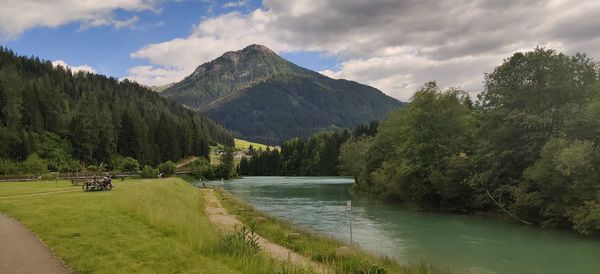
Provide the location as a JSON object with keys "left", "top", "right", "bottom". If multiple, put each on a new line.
{"left": 117, "top": 179, "right": 313, "bottom": 273}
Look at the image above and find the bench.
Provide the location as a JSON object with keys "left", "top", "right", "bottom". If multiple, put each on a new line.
{"left": 70, "top": 177, "right": 93, "bottom": 186}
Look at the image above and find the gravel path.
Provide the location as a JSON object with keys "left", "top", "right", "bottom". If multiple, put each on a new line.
{"left": 0, "top": 213, "right": 71, "bottom": 274}
{"left": 201, "top": 188, "right": 328, "bottom": 273}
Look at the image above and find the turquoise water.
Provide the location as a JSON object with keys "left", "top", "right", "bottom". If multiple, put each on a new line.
{"left": 193, "top": 176, "right": 600, "bottom": 274}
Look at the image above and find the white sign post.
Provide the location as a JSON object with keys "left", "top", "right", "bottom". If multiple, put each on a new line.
{"left": 346, "top": 200, "right": 352, "bottom": 245}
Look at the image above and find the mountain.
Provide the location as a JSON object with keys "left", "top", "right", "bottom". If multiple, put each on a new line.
{"left": 0, "top": 47, "right": 234, "bottom": 167}
{"left": 148, "top": 83, "right": 174, "bottom": 93}
{"left": 162, "top": 44, "right": 403, "bottom": 144}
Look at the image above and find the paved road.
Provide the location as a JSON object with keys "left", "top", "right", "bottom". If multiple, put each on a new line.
{"left": 0, "top": 214, "right": 70, "bottom": 274}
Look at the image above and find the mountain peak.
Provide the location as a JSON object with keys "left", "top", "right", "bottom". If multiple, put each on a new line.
{"left": 162, "top": 45, "right": 402, "bottom": 144}
{"left": 243, "top": 44, "right": 275, "bottom": 54}
{"left": 190, "top": 44, "right": 295, "bottom": 80}
{"left": 220, "top": 44, "right": 276, "bottom": 62}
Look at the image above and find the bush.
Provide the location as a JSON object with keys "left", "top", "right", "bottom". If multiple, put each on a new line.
{"left": 36, "top": 132, "right": 73, "bottom": 172}
{"left": 41, "top": 173, "right": 59, "bottom": 181}
{"left": 157, "top": 161, "right": 176, "bottom": 177}
{"left": 569, "top": 196, "right": 600, "bottom": 235}
{"left": 122, "top": 157, "right": 140, "bottom": 173}
{"left": 60, "top": 159, "right": 82, "bottom": 173}
{"left": 189, "top": 158, "right": 220, "bottom": 180}
{"left": 23, "top": 153, "right": 47, "bottom": 175}
{"left": 111, "top": 156, "right": 140, "bottom": 173}
{"left": 140, "top": 165, "right": 159, "bottom": 178}
{"left": 0, "top": 159, "right": 17, "bottom": 175}
{"left": 216, "top": 225, "right": 260, "bottom": 256}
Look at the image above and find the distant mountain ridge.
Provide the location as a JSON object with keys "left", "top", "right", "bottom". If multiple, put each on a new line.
{"left": 161, "top": 44, "right": 403, "bottom": 144}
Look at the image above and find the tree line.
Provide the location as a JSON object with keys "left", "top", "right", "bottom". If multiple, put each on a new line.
{"left": 339, "top": 48, "right": 600, "bottom": 234}
{"left": 0, "top": 47, "right": 234, "bottom": 174}
{"left": 237, "top": 121, "right": 378, "bottom": 176}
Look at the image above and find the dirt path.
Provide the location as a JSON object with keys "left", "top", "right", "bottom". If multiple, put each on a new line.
{"left": 0, "top": 214, "right": 71, "bottom": 274}
{"left": 176, "top": 156, "right": 198, "bottom": 168}
{"left": 200, "top": 189, "right": 328, "bottom": 273}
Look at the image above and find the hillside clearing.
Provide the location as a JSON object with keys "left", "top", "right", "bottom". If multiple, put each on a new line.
{"left": 234, "top": 138, "right": 273, "bottom": 151}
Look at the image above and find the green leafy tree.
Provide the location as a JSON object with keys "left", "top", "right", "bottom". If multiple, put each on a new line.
{"left": 218, "top": 147, "right": 236, "bottom": 179}
{"left": 512, "top": 139, "right": 600, "bottom": 229}
{"left": 338, "top": 137, "right": 372, "bottom": 181}
{"left": 158, "top": 161, "right": 177, "bottom": 177}
{"left": 0, "top": 158, "right": 16, "bottom": 175}
{"left": 474, "top": 48, "right": 598, "bottom": 202}
{"left": 22, "top": 153, "right": 47, "bottom": 175}
{"left": 363, "top": 82, "right": 475, "bottom": 209}
{"left": 140, "top": 165, "right": 159, "bottom": 178}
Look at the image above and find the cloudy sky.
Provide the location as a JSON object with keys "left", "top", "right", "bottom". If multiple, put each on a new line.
{"left": 2, "top": 0, "right": 599, "bottom": 101}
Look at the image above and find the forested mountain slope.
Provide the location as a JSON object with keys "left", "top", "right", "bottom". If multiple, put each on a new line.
{"left": 0, "top": 47, "right": 233, "bottom": 170}
{"left": 162, "top": 44, "right": 402, "bottom": 144}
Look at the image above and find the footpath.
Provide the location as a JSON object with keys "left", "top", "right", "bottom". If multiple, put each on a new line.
{"left": 200, "top": 188, "right": 328, "bottom": 274}
{"left": 0, "top": 213, "right": 70, "bottom": 274}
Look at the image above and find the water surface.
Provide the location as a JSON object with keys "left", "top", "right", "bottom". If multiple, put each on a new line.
{"left": 194, "top": 177, "right": 600, "bottom": 274}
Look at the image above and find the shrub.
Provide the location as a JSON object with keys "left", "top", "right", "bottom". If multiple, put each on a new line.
{"left": 60, "top": 159, "right": 82, "bottom": 173}
{"left": 41, "top": 173, "right": 58, "bottom": 181}
{"left": 216, "top": 225, "right": 260, "bottom": 256}
{"left": 157, "top": 161, "right": 176, "bottom": 177}
{"left": 0, "top": 159, "right": 17, "bottom": 175}
{"left": 140, "top": 165, "right": 159, "bottom": 178}
{"left": 112, "top": 156, "right": 140, "bottom": 173}
{"left": 569, "top": 196, "right": 600, "bottom": 235}
{"left": 121, "top": 157, "right": 140, "bottom": 173}
{"left": 23, "top": 153, "right": 47, "bottom": 175}
{"left": 189, "top": 158, "right": 219, "bottom": 180}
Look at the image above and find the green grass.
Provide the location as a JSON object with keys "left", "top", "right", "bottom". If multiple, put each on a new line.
{"left": 0, "top": 180, "right": 74, "bottom": 196}
{"left": 234, "top": 138, "right": 273, "bottom": 151}
{"left": 210, "top": 146, "right": 222, "bottom": 165}
{"left": 0, "top": 179, "right": 307, "bottom": 273}
{"left": 206, "top": 139, "right": 274, "bottom": 167}
{"left": 216, "top": 189, "right": 447, "bottom": 274}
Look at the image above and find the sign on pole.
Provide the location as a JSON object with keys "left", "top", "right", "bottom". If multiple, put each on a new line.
{"left": 347, "top": 200, "right": 352, "bottom": 244}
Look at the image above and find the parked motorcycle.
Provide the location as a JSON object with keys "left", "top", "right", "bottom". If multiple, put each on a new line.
{"left": 82, "top": 175, "right": 113, "bottom": 192}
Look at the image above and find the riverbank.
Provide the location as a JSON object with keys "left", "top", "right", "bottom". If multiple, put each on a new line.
{"left": 213, "top": 187, "right": 440, "bottom": 274}
{"left": 198, "top": 176, "right": 600, "bottom": 274}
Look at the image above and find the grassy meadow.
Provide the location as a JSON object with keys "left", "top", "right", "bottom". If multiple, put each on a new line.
{"left": 0, "top": 178, "right": 303, "bottom": 273}
{"left": 234, "top": 138, "right": 274, "bottom": 151}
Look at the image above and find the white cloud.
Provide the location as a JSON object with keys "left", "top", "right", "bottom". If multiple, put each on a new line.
{"left": 128, "top": 0, "right": 600, "bottom": 101}
{"left": 123, "top": 65, "right": 187, "bottom": 86}
{"left": 222, "top": 1, "right": 247, "bottom": 8}
{"left": 0, "top": 0, "right": 156, "bottom": 38}
{"left": 80, "top": 15, "right": 140, "bottom": 30}
{"left": 52, "top": 60, "right": 97, "bottom": 74}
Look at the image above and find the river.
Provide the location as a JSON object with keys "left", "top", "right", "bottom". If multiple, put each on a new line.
{"left": 193, "top": 176, "right": 600, "bottom": 274}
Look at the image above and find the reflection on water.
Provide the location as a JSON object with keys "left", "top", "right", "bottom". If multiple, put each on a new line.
{"left": 193, "top": 177, "right": 600, "bottom": 274}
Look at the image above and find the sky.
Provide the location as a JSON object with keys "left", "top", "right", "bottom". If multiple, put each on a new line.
{"left": 2, "top": 0, "right": 600, "bottom": 101}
